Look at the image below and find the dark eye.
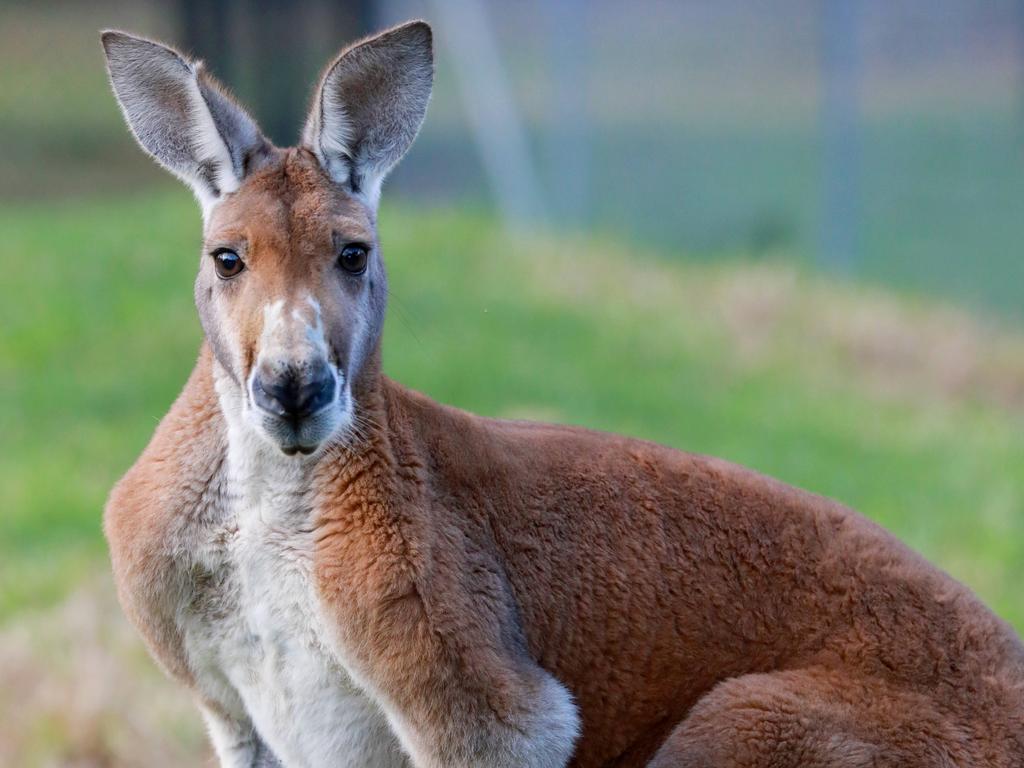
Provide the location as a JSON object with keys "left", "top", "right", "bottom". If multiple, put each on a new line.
{"left": 212, "top": 248, "right": 244, "bottom": 279}
{"left": 338, "top": 244, "right": 368, "bottom": 275}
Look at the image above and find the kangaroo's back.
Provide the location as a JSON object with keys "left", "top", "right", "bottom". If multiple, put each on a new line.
{"left": 384, "top": 379, "right": 1024, "bottom": 765}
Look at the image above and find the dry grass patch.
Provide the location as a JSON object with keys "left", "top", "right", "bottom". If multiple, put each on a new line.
{"left": 519, "top": 233, "right": 1024, "bottom": 413}
{"left": 0, "top": 574, "right": 207, "bottom": 768}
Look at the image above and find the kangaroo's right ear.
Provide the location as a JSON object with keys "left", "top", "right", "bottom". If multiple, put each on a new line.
{"left": 101, "top": 31, "right": 272, "bottom": 215}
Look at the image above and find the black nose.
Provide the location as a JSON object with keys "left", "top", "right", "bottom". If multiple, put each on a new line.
{"left": 252, "top": 361, "right": 335, "bottom": 420}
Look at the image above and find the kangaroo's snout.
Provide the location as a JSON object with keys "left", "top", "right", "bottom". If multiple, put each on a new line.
{"left": 252, "top": 359, "right": 335, "bottom": 421}
{"left": 243, "top": 297, "right": 351, "bottom": 455}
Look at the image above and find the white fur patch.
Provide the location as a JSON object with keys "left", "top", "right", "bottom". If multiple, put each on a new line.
{"left": 255, "top": 297, "right": 329, "bottom": 367}
{"left": 186, "top": 366, "right": 408, "bottom": 767}
{"left": 313, "top": 85, "right": 356, "bottom": 188}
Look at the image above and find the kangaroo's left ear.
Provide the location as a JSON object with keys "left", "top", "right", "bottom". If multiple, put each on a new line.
{"left": 101, "top": 30, "right": 273, "bottom": 216}
{"left": 303, "top": 20, "right": 433, "bottom": 209}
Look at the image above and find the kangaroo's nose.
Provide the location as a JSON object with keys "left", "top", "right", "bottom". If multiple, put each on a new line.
{"left": 252, "top": 361, "right": 335, "bottom": 420}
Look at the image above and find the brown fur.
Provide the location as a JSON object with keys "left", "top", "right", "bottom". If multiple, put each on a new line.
{"left": 103, "top": 25, "right": 1024, "bottom": 768}
{"left": 108, "top": 284, "right": 1024, "bottom": 767}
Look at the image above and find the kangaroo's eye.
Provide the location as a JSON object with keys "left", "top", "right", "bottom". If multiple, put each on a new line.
{"left": 212, "top": 248, "right": 244, "bottom": 279}
{"left": 338, "top": 244, "right": 368, "bottom": 275}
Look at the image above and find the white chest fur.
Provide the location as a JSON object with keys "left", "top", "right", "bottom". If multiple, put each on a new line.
{"left": 180, "top": 427, "right": 408, "bottom": 768}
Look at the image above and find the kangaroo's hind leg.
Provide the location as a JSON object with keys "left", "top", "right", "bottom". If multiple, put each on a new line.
{"left": 646, "top": 667, "right": 969, "bottom": 768}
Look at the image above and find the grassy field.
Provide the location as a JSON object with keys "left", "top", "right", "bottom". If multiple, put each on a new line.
{"left": 2, "top": 191, "right": 1024, "bottom": 765}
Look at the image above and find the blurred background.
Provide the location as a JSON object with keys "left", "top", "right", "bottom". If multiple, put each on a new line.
{"left": 2, "top": 1, "right": 1023, "bottom": 765}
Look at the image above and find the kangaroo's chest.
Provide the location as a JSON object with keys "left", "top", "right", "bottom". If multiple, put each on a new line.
{"left": 182, "top": 475, "right": 406, "bottom": 768}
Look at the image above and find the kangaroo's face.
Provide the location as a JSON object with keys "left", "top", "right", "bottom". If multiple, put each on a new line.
{"left": 196, "top": 151, "right": 385, "bottom": 454}
{"left": 102, "top": 22, "right": 433, "bottom": 455}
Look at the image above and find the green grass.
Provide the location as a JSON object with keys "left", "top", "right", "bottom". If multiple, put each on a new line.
{"left": 1, "top": 190, "right": 1023, "bottom": 631}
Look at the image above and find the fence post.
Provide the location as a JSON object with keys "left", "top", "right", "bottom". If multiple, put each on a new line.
{"left": 427, "top": 0, "right": 547, "bottom": 226}
{"left": 542, "top": 0, "right": 590, "bottom": 226}
{"left": 820, "top": 0, "right": 863, "bottom": 273}
{"left": 178, "top": 0, "right": 231, "bottom": 78}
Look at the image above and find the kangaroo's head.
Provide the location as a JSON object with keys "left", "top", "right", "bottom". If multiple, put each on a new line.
{"left": 102, "top": 22, "right": 433, "bottom": 456}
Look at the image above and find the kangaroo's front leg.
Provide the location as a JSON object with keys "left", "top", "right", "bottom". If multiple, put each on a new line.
{"left": 388, "top": 651, "right": 580, "bottom": 768}
{"left": 201, "top": 704, "right": 282, "bottom": 768}
{"left": 315, "top": 532, "right": 580, "bottom": 768}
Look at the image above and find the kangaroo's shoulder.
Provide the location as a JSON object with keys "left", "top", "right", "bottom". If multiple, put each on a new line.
{"left": 105, "top": 344, "right": 226, "bottom": 547}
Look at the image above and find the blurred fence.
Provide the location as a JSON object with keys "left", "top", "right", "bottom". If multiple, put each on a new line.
{"left": 1, "top": 0, "right": 1023, "bottom": 316}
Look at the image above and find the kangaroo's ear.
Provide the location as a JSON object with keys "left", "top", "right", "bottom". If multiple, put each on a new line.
{"left": 303, "top": 21, "right": 433, "bottom": 209}
{"left": 101, "top": 31, "right": 272, "bottom": 215}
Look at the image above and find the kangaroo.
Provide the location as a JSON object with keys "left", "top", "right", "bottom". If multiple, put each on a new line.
{"left": 101, "top": 21, "right": 1024, "bottom": 768}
